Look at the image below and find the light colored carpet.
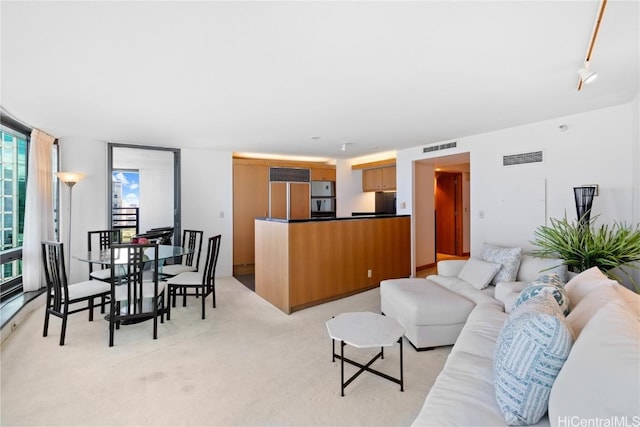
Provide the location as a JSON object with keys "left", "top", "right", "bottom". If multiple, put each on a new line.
{"left": 1, "top": 277, "right": 450, "bottom": 426}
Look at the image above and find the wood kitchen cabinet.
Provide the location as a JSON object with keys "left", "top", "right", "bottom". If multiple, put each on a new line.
{"left": 363, "top": 166, "right": 396, "bottom": 192}
{"left": 311, "top": 167, "right": 336, "bottom": 181}
{"left": 233, "top": 163, "right": 269, "bottom": 273}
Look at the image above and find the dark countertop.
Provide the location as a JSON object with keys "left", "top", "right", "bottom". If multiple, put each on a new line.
{"left": 256, "top": 214, "right": 410, "bottom": 223}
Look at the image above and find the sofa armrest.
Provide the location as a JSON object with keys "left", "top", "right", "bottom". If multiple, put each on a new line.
{"left": 436, "top": 260, "right": 468, "bottom": 277}
{"left": 494, "top": 281, "right": 528, "bottom": 312}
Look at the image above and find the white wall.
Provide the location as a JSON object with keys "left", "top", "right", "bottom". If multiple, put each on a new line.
{"left": 58, "top": 139, "right": 234, "bottom": 283}
{"left": 395, "top": 102, "right": 638, "bottom": 282}
{"left": 631, "top": 94, "right": 640, "bottom": 288}
{"left": 336, "top": 159, "right": 375, "bottom": 216}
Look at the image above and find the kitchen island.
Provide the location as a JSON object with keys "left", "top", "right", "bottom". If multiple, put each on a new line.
{"left": 255, "top": 215, "right": 411, "bottom": 314}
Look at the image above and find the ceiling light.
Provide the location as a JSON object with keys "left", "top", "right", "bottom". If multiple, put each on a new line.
{"left": 578, "top": 62, "right": 598, "bottom": 85}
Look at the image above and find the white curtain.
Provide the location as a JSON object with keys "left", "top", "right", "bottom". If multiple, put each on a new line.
{"left": 22, "top": 129, "right": 55, "bottom": 292}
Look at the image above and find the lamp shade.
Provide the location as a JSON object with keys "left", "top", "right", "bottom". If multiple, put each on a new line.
{"left": 57, "top": 171, "right": 86, "bottom": 185}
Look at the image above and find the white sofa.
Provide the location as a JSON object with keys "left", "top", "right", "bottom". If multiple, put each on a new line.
{"left": 380, "top": 254, "right": 567, "bottom": 350}
{"left": 411, "top": 266, "right": 640, "bottom": 426}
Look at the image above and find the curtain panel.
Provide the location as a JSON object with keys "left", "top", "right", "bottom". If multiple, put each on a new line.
{"left": 22, "top": 129, "right": 55, "bottom": 292}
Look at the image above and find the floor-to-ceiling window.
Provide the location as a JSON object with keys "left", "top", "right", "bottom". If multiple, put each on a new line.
{"left": 0, "top": 120, "right": 29, "bottom": 300}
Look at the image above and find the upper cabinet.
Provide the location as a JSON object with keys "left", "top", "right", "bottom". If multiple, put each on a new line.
{"left": 363, "top": 166, "right": 396, "bottom": 192}
{"left": 311, "top": 167, "right": 336, "bottom": 181}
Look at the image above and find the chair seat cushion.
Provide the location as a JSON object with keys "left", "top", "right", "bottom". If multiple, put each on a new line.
{"left": 114, "top": 281, "right": 166, "bottom": 301}
{"left": 166, "top": 271, "right": 203, "bottom": 286}
{"left": 67, "top": 280, "right": 110, "bottom": 300}
{"left": 161, "top": 264, "right": 196, "bottom": 276}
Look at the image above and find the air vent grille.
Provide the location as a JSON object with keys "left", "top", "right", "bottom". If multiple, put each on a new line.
{"left": 269, "top": 167, "right": 310, "bottom": 182}
{"left": 503, "top": 151, "right": 543, "bottom": 166}
{"left": 423, "top": 141, "right": 457, "bottom": 153}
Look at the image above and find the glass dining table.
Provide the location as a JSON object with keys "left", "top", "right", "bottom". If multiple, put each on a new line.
{"left": 73, "top": 244, "right": 192, "bottom": 322}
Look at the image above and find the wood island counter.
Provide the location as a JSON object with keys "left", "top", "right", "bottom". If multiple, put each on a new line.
{"left": 255, "top": 215, "right": 411, "bottom": 314}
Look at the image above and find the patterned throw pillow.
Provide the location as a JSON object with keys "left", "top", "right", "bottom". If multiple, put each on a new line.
{"left": 494, "top": 293, "right": 574, "bottom": 425}
{"left": 514, "top": 273, "right": 571, "bottom": 316}
{"left": 480, "top": 243, "right": 523, "bottom": 285}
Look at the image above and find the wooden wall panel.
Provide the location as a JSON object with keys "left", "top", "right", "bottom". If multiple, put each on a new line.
{"left": 255, "top": 220, "right": 290, "bottom": 313}
{"left": 233, "top": 164, "right": 269, "bottom": 267}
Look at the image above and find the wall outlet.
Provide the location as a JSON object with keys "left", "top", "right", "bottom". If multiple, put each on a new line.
{"left": 367, "top": 269, "right": 372, "bottom": 278}
{"left": 400, "top": 202, "right": 407, "bottom": 209}
{"left": 479, "top": 210, "right": 485, "bottom": 219}
{"left": 219, "top": 211, "right": 224, "bottom": 219}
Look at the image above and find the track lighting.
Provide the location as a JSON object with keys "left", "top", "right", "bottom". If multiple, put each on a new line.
{"left": 578, "top": 61, "right": 598, "bottom": 85}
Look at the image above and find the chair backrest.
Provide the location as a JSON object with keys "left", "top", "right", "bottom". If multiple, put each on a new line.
{"left": 87, "top": 229, "right": 122, "bottom": 274}
{"left": 110, "top": 242, "right": 160, "bottom": 316}
{"left": 181, "top": 229, "right": 204, "bottom": 270}
{"left": 41, "top": 241, "right": 69, "bottom": 312}
{"left": 203, "top": 235, "right": 222, "bottom": 286}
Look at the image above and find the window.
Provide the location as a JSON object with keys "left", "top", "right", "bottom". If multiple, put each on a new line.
{"left": 0, "top": 120, "right": 28, "bottom": 300}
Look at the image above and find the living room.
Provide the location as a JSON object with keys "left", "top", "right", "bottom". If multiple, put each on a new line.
{"left": 1, "top": 1, "right": 639, "bottom": 426}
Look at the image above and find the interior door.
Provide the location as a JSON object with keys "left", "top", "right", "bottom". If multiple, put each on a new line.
{"left": 108, "top": 144, "right": 181, "bottom": 245}
{"left": 435, "top": 172, "right": 462, "bottom": 256}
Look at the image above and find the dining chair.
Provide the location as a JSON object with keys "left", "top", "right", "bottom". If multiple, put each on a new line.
{"left": 108, "top": 242, "right": 166, "bottom": 347}
{"left": 160, "top": 229, "right": 204, "bottom": 277}
{"left": 41, "top": 240, "right": 111, "bottom": 346}
{"left": 87, "top": 229, "right": 122, "bottom": 281}
{"left": 166, "top": 234, "right": 221, "bottom": 320}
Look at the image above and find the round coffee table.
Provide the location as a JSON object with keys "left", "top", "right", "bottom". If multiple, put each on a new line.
{"left": 326, "top": 311, "right": 405, "bottom": 396}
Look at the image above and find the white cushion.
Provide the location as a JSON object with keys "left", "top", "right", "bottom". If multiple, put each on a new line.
{"left": 457, "top": 258, "right": 501, "bottom": 290}
{"left": 561, "top": 267, "right": 623, "bottom": 337}
{"left": 114, "top": 280, "right": 166, "bottom": 301}
{"left": 161, "top": 264, "right": 196, "bottom": 276}
{"left": 480, "top": 243, "right": 523, "bottom": 285}
{"left": 516, "top": 255, "right": 568, "bottom": 283}
{"left": 67, "top": 280, "right": 110, "bottom": 300}
{"left": 166, "top": 271, "right": 204, "bottom": 286}
{"left": 494, "top": 293, "right": 574, "bottom": 425}
{"left": 548, "top": 299, "right": 640, "bottom": 426}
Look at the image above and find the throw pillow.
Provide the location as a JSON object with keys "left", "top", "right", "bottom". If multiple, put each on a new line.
{"left": 480, "top": 243, "right": 523, "bottom": 285}
{"left": 513, "top": 273, "right": 570, "bottom": 316}
{"left": 457, "top": 258, "right": 502, "bottom": 290}
{"left": 494, "top": 293, "right": 574, "bottom": 425}
{"left": 548, "top": 299, "right": 640, "bottom": 425}
{"left": 564, "top": 266, "right": 618, "bottom": 308}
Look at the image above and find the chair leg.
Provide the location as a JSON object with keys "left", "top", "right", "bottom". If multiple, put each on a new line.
{"left": 43, "top": 310, "right": 50, "bottom": 337}
{"left": 88, "top": 298, "right": 95, "bottom": 321}
{"left": 182, "top": 286, "right": 187, "bottom": 307}
{"left": 109, "top": 302, "right": 116, "bottom": 347}
{"left": 60, "top": 312, "right": 68, "bottom": 346}
{"left": 212, "top": 282, "right": 216, "bottom": 309}
{"left": 166, "top": 286, "right": 172, "bottom": 320}
{"left": 201, "top": 287, "right": 206, "bottom": 320}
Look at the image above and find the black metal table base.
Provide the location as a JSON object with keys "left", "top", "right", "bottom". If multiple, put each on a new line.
{"left": 331, "top": 338, "right": 404, "bottom": 396}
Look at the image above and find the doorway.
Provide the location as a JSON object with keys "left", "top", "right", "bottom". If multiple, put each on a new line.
{"left": 108, "top": 143, "right": 181, "bottom": 244}
{"left": 435, "top": 172, "right": 463, "bottom": 256}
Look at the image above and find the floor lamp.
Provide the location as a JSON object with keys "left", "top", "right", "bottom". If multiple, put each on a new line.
{"left": 57, "top": 172, "right": 86, "bottom": 276}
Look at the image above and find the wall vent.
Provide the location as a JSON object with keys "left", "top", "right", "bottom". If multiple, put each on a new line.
{"left": 423, "top": 141, "right": 457, "bottom": 153}
{"left": 269, "top": 167, "right": 310, "bottom": 182}
{"left": 503, "top": 151, "right": 543, "bottom": 166}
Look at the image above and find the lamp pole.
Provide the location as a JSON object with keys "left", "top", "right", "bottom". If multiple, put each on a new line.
{"left": 57, "top": 172, "right": 86, "bottom": 277}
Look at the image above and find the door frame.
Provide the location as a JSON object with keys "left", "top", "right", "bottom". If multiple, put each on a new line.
{"left": 107, "top": 143, "right": 182, "bottom": 245}
{"left": 435, "top": 171, "right": 464, "bottom": 256}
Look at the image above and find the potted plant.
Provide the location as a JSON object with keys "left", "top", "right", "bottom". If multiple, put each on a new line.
{"left": 531, "top": 213, "right": 640, "bottom": 292}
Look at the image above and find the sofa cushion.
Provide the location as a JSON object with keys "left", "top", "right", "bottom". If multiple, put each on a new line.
{"left": 516, "top": 255, "right": 568, "bottom": 284}
{"left": 513, "top": 273, "right": 570, "bottom": 316}
{"left": 450, "top": 303, "right": 508, "bottom": 360}
{"left": 548, "top": 299, "right": 640, "bottom": 426}
{"left": 480, "top": 243, "right": 523, "bottom": 285}
{"left": 458, "top": 258, "right": 501, "bottom": 290}
{"left": 428, "top": 275, "right": 500, "bottom": 306}
{"left": 564, "top": 268, "right": 620, "bottom": 338}
{"left": 494, "top": 293, "right": 574, "bottom": 425}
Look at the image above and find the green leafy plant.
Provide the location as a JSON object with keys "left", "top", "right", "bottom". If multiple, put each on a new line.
{"left": 531, "top": 213, "right": 640, "bottom": 292}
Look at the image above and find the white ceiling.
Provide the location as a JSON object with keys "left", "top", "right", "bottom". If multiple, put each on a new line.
{"left": 1, "top": 1, "right": 638, "bottom": 161}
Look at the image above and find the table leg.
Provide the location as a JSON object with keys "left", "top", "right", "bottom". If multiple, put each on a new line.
{"left": 341, "top": 340, "right": 345, "bottom": 397}
{"left": 399, "top": 337, "right": 404, "bottom": 392}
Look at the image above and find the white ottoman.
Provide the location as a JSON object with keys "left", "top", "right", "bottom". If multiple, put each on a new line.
{"left": 380, "top": 278, "right": 475, "bottom": 350}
